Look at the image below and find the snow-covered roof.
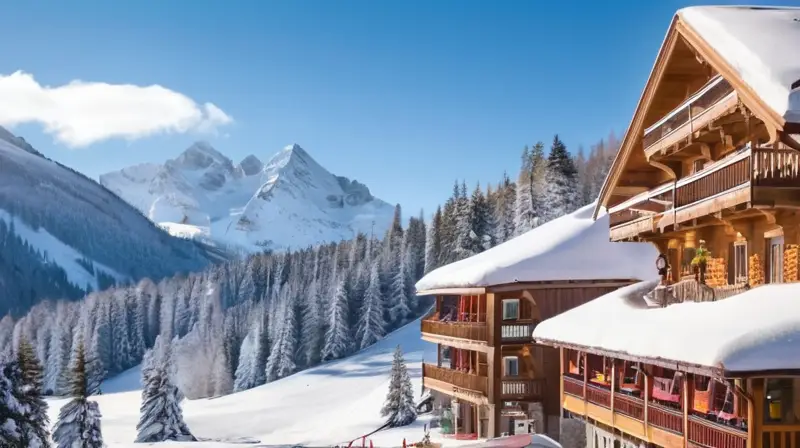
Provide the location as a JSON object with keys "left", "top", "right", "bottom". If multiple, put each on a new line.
{"left": 533, "top": 280, "right": 800, "bottom": 374}
{"left": 415, "top": 203, "right": 659, "bottom": 292}
{"left": 678, "top": 6, "right": 800, "bottom": 123}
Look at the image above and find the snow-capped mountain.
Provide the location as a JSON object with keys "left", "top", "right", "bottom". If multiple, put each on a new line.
{"left": 100, "top": 142, "right": 396, "bottom": 251}
{"left": 0, "top": 127, "right": 217, "bottom": 317}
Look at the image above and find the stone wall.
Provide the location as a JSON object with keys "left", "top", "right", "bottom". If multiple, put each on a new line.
{"left": 527, "top": 402, "right": 545, "bottom": 435}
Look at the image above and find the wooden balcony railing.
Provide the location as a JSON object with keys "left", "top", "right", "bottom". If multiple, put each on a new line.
{"left": 688, "top": 415, "right": 747, "bottom": 448}
{"left": 421, "top": 319, "right": 488, "bottom": 342}
{"left": 643, "top": 76, "right": 735, "bottom": 154}
{"left": 674, "top": 156, "right": 751, "bottom": 208}
{"left": 614, "top": 392, "right": 644, "bottom": 420}
{"left": 501, "top": 323, "right": 536, "bottom": 342}
{"left": 563, "top": 375, "right": 584, "bottom": 398}
{"left": 648, "top": 402, "right": 683, "bottom": 434}
{"left": 752, "top": 146, "right": 800, "bottom": 188}
{"left": 422, "top": 363, "right": 488, "bottom": 395}
{"left": 586, "top": 384, "right": 611, "bottom": 409}
{"left": 501, "top": 378, "right": 545, "bottom": 399}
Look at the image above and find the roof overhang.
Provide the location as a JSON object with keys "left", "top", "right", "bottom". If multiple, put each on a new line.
{"left": 416, "top": 279, "right": 638, "bottom": 296}
{"left": 593, "top": 12, "right": 791, "bottom": 219}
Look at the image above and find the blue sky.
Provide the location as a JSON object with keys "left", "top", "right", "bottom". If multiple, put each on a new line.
{"left": 0, "top": 0, "right": 794, "bottom": 218}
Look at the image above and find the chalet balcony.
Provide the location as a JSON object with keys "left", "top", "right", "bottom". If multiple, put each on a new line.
{"left": 500, "top": 322, "right": 537, "bottom": 343}
{"left": 420, "top": 317, "right": 489, "bottom": 351}
{"left": 643, "top": 75, "right": 737, "bottom": 158}
{"left": 609, "top": 145, "right": 800, "bottom": 240}
{"left": 422, "top": 363, "right": 488, "bottom": 404}
{"left": 562, "top": 375, "right": 747, "bottom": 448}
{"left": 500, "top": 377, "right": 545, "bottom": 400}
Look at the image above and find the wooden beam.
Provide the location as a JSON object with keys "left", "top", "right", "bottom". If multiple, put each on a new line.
{"left": 613, "top": 185, "right": 650, "bottom": 196}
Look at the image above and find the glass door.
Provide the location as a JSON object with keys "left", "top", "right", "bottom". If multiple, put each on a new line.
{"left": 770, "top": 236, "right": 784, "bottom": 284}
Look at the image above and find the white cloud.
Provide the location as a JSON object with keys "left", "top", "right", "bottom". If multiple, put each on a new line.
{"left": 0, "top": 71, "right": 233, "bottom": 147}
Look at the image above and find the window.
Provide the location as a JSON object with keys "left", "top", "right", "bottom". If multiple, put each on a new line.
{"left": 733, "top": 241, "right": 748, "bottom": 284}
{"left": 502, "top": 299, "right": 520, "bottom": 320}
{"left": 692, "top": 159, "right": 706, "bottom": 173}
{"left": 503, "top": 356, "right": 519, "bottom": 377}
{"left": 770, "top": 236, "right": 785, "bottom": 284}
{"left": 764, "top": 378, "right": 799, "bottom": 424}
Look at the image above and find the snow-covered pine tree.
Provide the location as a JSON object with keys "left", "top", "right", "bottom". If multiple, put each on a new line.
{"left": 135, "top": 335, "right": 195, "bottom": 443}
{"left": 514, "top": 149, "right": 536, "bottom": 236}
{"left": 265, "top": 289, "right": 297, "bottom": 382}
{"left": 356, "top": 264, "right": 386, "bottom": 350}
{"left": 380, "top": 345, "right": 417, "bottom": 427}
{"left": 233, "top": 329, "right": 256, "bottom": 392}
{"left": 493, "top": 172, "right": 516, "bottom": 244}
{"left": 0, "top": 354, "right": 25, "bottom": 447}
{"left": 544, "top": 134, "right": 580, "bottom": 222}
{"left": 321, "top": 276, "right": 351, "bottom": 361}
{"left": 388, "top": 234, "right": 413, "bottom": 327}
{"left": 15, "top": 337, "right": 50, "bottom": 447}
{"left": 424, "top": 207, "right": 442, "bottom": 274}
{"left": 467, "top": 183, "right": 493, "bottom": 254}
{"left": 52, "top": 340, "right": 104, "bottom": 448}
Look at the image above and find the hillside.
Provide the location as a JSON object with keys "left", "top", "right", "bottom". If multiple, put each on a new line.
{"left": 100, "top": 142, "right": 396, "bottom": 252}
{"left": 46, "top": 318, "right": 474, "bottom": 447}
{"left": 0, "top": 127, "right": 217, "bottom": 316}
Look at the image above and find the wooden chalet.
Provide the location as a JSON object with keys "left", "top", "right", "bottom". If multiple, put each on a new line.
{"left": 596, "top": 6, "right": 800, "bottom": 294}
{"left": 539, "top": 5, "right": 800, "bottom": 448}
{"left": 415, "top": 203, "right": 657, "bottom": 441}
{"left": 534, "top": 280, "right": 800, "bottom": 448}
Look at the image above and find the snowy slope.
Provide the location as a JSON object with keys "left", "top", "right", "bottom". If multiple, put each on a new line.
{"left": 47, "top": 319, "right": 478, "bottom": 447}
{"left": 0, "top": 127, "right": 215, "bottom": 315}
{"left": 100, "top": 142, "right": 396, "bottom": 252}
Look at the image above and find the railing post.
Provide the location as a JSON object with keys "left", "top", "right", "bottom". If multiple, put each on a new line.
{"left": 644, "top": 370, "right": 650, "bottom": 432}
{"left": 582, "top": 352, "right": 588, "bottom": 400}
{"left": 610, "top": 359, "right": 616, "bottom": 425}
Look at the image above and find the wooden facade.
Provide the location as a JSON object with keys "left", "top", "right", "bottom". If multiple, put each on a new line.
{"left": 596, "top": 11, "right": 800, "bottom": 296}
{"left": 419, "top": 280, "right": 633, "bottom": 439}
{"left": 573, "top": 7, "right": 800, "bottom": 448}
{"left": 549, "top": 345, "right": 800, "bottom": 448}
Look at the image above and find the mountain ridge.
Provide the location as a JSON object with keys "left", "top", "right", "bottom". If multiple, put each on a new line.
{"left": 0, "top": 127, "right": 219, "bottom": 316}
{"left": 100, "top": 142, "right": 396, "bottom": 252}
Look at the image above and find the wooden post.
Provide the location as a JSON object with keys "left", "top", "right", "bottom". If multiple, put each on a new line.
{"left": 682, "top": 374, "right": 691, "bottom": 448}
{"left": 437, "top": 344, "right": 441, "bottom": 368}
{"left": 486, "top": 292, "right": 502, "bottom": 438}
{"left": 751, "top": 378, "right": 764, "bottom": 448}
{"left": 610, "top": 359, "right": 616, "bottom": 425}
{"left": 644, "top": 365, "right": 650, "bottom": 432}
{"left": 582, "top": 352, "right": 588, "bottom": 400}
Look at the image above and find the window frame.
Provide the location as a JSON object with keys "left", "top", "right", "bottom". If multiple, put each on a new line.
{"left": 502, "top": 299, "right": 520, "bottom": 321}
{"left": 503, "top": 355, "right": 519, "bottom": 377}
{"left": 733, "top": 241, "right": 748, "bottom": 284}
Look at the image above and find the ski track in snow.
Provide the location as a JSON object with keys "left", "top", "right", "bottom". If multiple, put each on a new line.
{"left": 46, "top": 318, "right": 480, "bottom": 448}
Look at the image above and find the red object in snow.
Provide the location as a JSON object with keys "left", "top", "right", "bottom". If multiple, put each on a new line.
{"left": 403, "top": 438, "right": 407, "bottom": 448}
{"left": 369, "top": 440, "right": 374, "bottom": 448}
{"left": 362, "top": 436, "right": 366, "bottom": 447}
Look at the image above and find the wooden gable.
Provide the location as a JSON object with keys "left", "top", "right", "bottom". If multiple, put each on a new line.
{"left": 594, "top": 13, "right": 793, "bottom": 216}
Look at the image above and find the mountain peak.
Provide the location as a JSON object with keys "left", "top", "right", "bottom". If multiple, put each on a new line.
{"left": 239, "top": 154, "right": 263, "bottom": 176}
{"left": 173, "top": 141, "right": 232, "bottom": 170}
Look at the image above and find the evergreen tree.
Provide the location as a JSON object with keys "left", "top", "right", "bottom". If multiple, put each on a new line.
{"left": 321, "top": 277, "right": 351, "bottom": 361}
{"left": 135, "top": 336, "right": 195, "bottom": 443}
{"left": 15, "top": 338, "right": 50, "bottom": 447}
{"left": 356, "top": 265, "right": 386, "bottom": 350}
{"left": 380, "top": 345, "right": 417, "bottom": 427}
{"left": 544, "top": 134, "right": 580, "bottom": 222}
{"left": 388, "top": 236, "right": 412, "bottom": 327}
{"left": 424, "top": 207, "right": 442, "bottom": 274}
{"left": 299, "top": 276, "right": 324, "bottom": 368}
{"left": 52, "top": 340, "right": 104, "bottom": 448}
{"left": 0, "top": 355, "right": 25, "bottom": 447}
{"left": 233, "top": 329, "right": 256, "bottom": 392}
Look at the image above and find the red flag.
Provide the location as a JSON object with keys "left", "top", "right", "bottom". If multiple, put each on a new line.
{"left": 369, "top": 440, "right": 374, "bottom": 448}
{"left": 403, "top": 438, "right": 407, "bottom": 448}
{"left": 362, "top": 436, "right": 366, "bottom": 447}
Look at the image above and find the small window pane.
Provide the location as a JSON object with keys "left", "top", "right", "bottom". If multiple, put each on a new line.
{"left": 502, "top": 299, "right": 519, "bottom": 320}
{"left": 504, "top": 356, "right": 519, "bottom": 377}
